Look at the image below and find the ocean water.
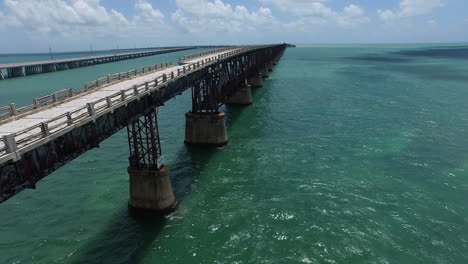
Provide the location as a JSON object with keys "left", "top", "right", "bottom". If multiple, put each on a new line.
{"left": 0, "top": 44, "right": 467, "bottom": 264}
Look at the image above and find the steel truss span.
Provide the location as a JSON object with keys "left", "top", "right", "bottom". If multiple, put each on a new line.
{"left": 0, "top": 44, "right": 287, "bottom": 203}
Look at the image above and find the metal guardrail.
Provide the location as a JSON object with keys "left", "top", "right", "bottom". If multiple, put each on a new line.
{"left": 0, "top": 46, "right": 262, "bottom": 163}
{"left": 0, "top": 62, "right": 173, "bottom": 122}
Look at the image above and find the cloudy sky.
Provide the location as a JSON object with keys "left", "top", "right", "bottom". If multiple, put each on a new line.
{"left": 0, "top": 0, "right": 467, "bottom": 53}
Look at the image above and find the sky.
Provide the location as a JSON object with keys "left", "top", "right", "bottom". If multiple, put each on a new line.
{"left": 0, "top": 0, "right": 467, "bottom": 53}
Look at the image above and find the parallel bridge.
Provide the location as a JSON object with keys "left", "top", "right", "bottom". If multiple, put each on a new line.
{"left": 0, "top": 47, "right": 193, "bottom": 79}
{"left": 0, "top": 44, "right": 286, "bottom": 210}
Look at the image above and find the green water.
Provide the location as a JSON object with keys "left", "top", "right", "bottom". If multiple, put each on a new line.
{"left": 0, "top": 45, "right": 467, "bottom": 263}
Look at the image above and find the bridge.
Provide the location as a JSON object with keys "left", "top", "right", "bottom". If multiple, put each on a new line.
{"left": 0, "top": 47, "right": 193, "bottom": 79}
{"left": 0, "top": 44, "right": 286, "bottom": 212}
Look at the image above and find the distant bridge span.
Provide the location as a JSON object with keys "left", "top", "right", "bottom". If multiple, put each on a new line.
{"left": 0, "top": 44, "right": 286, "bottom": 210}
{"left": 0, "top": 47, "right": 193, "bottom": 79}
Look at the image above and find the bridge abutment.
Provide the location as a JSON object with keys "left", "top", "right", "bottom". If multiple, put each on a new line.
{"left": 185, "top": 112, "right": 228, "bottom": 146}
{"left": 226, "top": 85, "right": 253, "bottom": 105}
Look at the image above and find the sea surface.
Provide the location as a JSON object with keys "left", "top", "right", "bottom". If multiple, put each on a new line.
{"left": 0, "top": 44, "right": 467, "bottom": 263}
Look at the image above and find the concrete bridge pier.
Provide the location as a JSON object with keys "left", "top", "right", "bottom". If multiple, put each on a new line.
{"left": 248, "top": 73, "right": 263, "bottom": 88}
{"left": 0, "top": 70, "right": 4, "bottom": 80}
{"left": 185, "top": 112, "right": 228, "bottom": 146}
{"left": 56, "top": 63, "right": 69, "bottom": 71}
{"left": 43, "top": 64, "right": 57, "bottom": 73}
{"left": 7, "top": 67, "right": 25, "bottom": 77}
{"left": 185, "top": 79, "right": 229, "bottom": 146}
{"left": 268, "top": 63, "right": 274, "bottom": 72}
{"left": 68, "top": 62, "right": 78, "bottom": 69}
{"left": 261, "top": 67, "right": 269, "bottom": 79}
{"left": 127, "top": 108, "right": 176, "bottom": 212}
{"left": 226, "top": 85, "right": 253, "bottom": 105}
{"left": 26, "top": 66, "right": 42, "bottom": 75}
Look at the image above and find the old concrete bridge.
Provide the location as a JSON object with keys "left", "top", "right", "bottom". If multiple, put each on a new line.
{"left": 0, "top": 47, "right": 193, "bottom": 79}
{"left": 0, "top": 44, "right": 286, "bottom": 212}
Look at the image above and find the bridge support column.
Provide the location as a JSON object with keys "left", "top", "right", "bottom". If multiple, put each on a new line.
{"left": 185, "top": 112, "right": 228, "bottom": 146}
{"left": 226, "top": 85, "right": 252, "bottom": 105}
{"left": 261, "top": 67, "right": 269, "bottom": 79}
{"left": 128, "top": 166, "right": 175, "bottom": 212}
{"left": 268, "top": 64, "right": 273, "bottom": 72}
{"left": 127, "top": 108, "right": 176, "bottom": 212}
{"left": 248, "top": 73, "right": 263, "bottom": 88}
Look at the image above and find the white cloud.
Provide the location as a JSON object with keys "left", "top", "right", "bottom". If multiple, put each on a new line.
{"left": 0, "top": 0, "right": 130, "bottom": 34}
{"left": 0, "top": 0, "right": 166, "bottom": 37}
{"left": 378, "top": 0, "right": 445, "bottom": 23}
{"left": 258, "top": 0, "right": 369, "bottom": 28}
{"left": 134, "top": 0, "right": 165, "bottom": 24}
{"left": 171, "top": 0, "right": 277, "bottom": 33}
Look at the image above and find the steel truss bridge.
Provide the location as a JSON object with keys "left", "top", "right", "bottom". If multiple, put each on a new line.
{"left": 0, "top": 44, "right": 287, "bottom": 210}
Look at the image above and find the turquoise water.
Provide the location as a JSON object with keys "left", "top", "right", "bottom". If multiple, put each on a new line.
{"left": 0, "top": 45, "right": 467, "bottom": 263}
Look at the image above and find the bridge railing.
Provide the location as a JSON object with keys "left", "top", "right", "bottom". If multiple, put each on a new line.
{"left": 0, "top": 62, "right": 173, "bottom": 122}
{"left": 0, "top": 46, "right": 263, "bottom": 162}
{"left": 0, "top": 137, "right": 5, "bottom": 157}
{"left": 179, "top": 47, "right": 232, "bottom": 63}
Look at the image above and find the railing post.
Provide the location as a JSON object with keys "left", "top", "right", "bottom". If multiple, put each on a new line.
{"left": 86, "top": 102, "right": 95, "bottom": 116}
{"left": 68, "top": 88, "right": 74, "bottom": 97}
{"left": 53, "top": 92, "right": 58, "bottom": 103}
{"left": 118, "top": 73, "right": 122, "bottom": 80}
{"left": 106, "top": 97, "right": 112, "bottom": 108}
{"left": 171, "top": 72, "right": 174, "bottom": 79}
{"left": 107, "top": 74, "right": 111, "bottom": 83}
{"left": 66, "top": 112, "right": 73, "bottom": 125}
{"left": 33, "top": 99, "right": 40, "bottom": 109}
{"left": 121, "top": 90, "right": 126, "bottom": 102}
{"left": 3, "top": 134, "right": 17, "bottom": 154}
{"left": 9, "top": 104, "right": 17, "bottom": 116}
{"left": 163, "top": 74, "right": 167, "bottom": 82}
{"left": 133, "top": 85, "right": 139, "bottom": 95}
{"left": 95, "top": 80, "right": 99, "bottom": 87}
{"left": 41, "top": 122, "right": 50, "bottom": 137}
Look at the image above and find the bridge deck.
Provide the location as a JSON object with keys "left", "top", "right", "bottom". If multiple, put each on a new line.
{"left": 0, "top": 48, "right": 242, "bottom": 160}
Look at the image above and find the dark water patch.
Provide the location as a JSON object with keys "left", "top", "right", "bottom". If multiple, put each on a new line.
{"left": 346, "top": 55, "right": 411, "bottom": 63}
{"left": 70, "top": 209, "right": 167, "bottom": 264}
{"left": 393, "top": 46, "right": 468, "bottom": 59}
{"left": 383, "top": 64, "right": 468, "bottom": 82}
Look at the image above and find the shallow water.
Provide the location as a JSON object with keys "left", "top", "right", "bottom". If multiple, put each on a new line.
{"left": 0, "top": 44, "right": 467, "bottom": 264}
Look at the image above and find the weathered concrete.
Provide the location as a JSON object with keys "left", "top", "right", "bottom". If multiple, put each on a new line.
{"left": 0, "top": 70, "right": 4, "bottom": 80}
{"left": 226, "top": 85, "right": 253, "bottom": 105}
{"left": 248, "top": 73, "right": 263, "bottom": 88}
{"left": 261, "top": 67, "right": 269, "bottom": 79}
{"left": 128, "top": 165, "right": 176, "bottom": 212}
{"left": 185, "top": 112, "right": 228, "bottom": 146}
